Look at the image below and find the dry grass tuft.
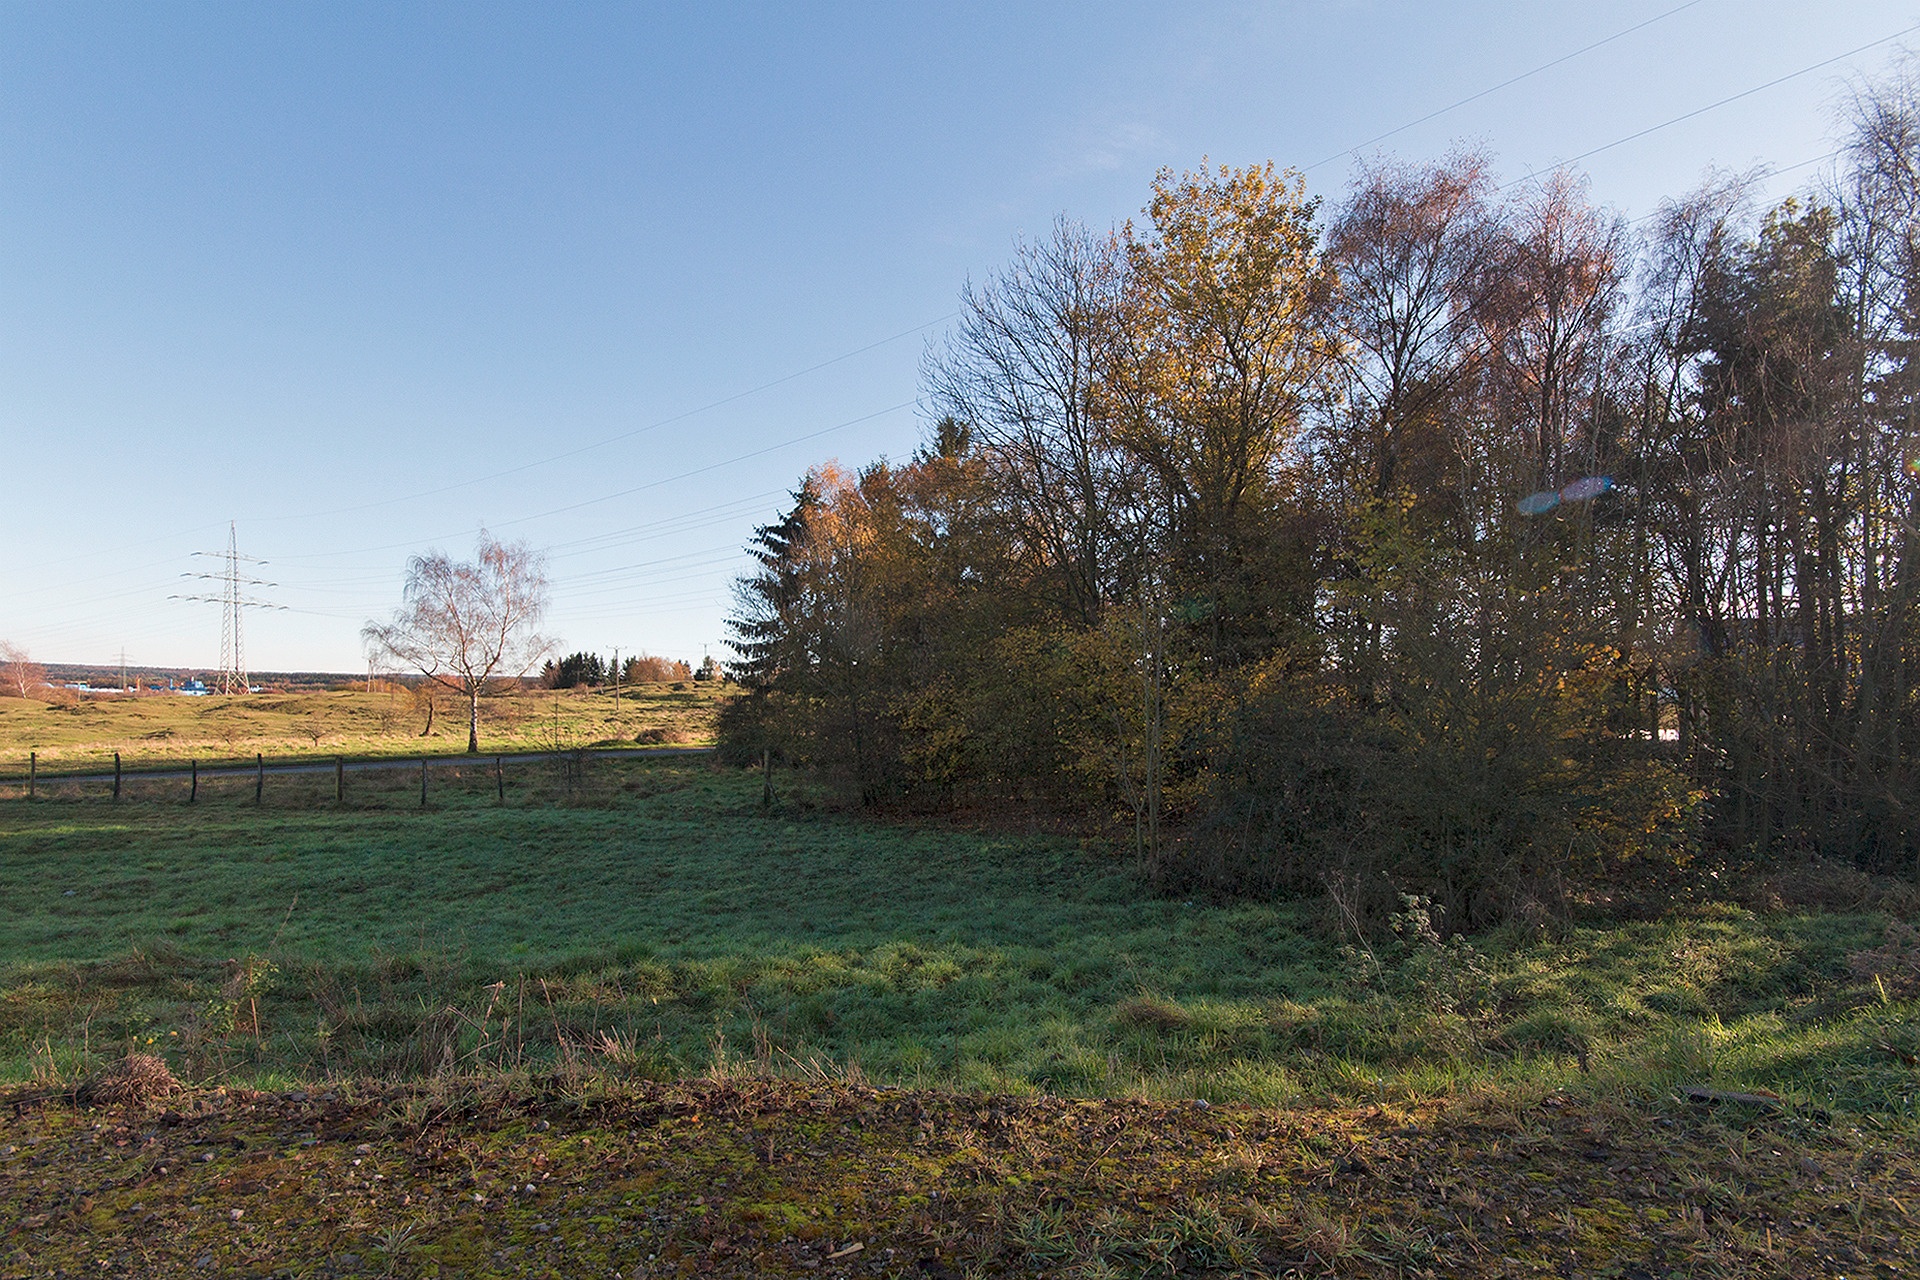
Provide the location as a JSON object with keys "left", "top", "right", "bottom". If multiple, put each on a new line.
{"left": 1113, "top": 993, "right": 1193, "bottom": 1033}
{"left": 79, "top": 1052, "right": 182, "bottom": 1107}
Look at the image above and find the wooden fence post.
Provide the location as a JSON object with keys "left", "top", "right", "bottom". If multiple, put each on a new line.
{"left": 336, "top": 757, "right": 344, "bottom": 804}
{"left": 495, "top": 755, "right": 504, "bottom": 803}
{"left": 27, "top": 752, "right": 34, "bottom": 799}
{"left": 255, "top": 753, "right": 264, "bottom": 805}
{"left": 114, "top": 752, "right": 121, "bottom": 802}
{"left": 420, "top": 757, "right": 428, "bottom": 808}
{"left": 190, "top": 758, "right": 198, "bottom": 804}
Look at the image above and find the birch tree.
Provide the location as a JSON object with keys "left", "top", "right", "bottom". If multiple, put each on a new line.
{"left": 363, "top": 533, "right": 554, "bottom": 753}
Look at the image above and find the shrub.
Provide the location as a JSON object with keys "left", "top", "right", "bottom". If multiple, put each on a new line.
{"left": 1190, "top": 650, "right": 1701, "bottom": 926}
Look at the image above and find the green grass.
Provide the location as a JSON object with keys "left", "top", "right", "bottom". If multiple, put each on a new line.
{"left": 0, "top": 682, "right": 729, "bottom": 774}
{"left": 1, "top": 757, "right": 1916, "bottom": 1124}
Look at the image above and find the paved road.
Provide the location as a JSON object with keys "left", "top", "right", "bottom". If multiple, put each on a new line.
{"left": 10, "top": 745, "right": 714, "bottom": 786}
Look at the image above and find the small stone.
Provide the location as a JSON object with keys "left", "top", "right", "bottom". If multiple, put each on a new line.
{"left": 229, "top": 1209, "right": 244, "bottom": 1221}
{"left": 354, "top": 1143, "right": 372, "bottom": 1155}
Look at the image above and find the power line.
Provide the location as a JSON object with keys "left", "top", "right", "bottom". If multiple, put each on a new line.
{"left": 269, "top": 398, "right": 916, "bottom": 561}
{"left": 1498, "top": 24, "right": 1920, "bottom": 194}
{"left": 16, "top": 317, "right": 951, "bottom": 584}
{"left": 1623, "top": 148, "right": 1843, "bottom": 227}
{"left": 264, "top": 314, "right": 954, "bottom": 524}
{"left": 1302, "top": 0, "right": 1711, "bottom": 173}
{"left": 483, "top": 399, "right": 916, "bottom": 531}
{"left": 168, "top": 521, "right": 286, "bottom": 693}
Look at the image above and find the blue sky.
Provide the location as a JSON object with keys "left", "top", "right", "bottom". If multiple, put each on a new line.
{"left": 3, "top": 1, "right": 1915, "bottom": 674}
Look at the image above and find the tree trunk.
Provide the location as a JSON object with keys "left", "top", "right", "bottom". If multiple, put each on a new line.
{"left": 468, "top": 687, "right": 481, "bottom": 753}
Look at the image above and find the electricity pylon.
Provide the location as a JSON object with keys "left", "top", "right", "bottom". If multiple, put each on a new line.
{"left": 171, "top": 522, "right": 284, "bottom": 694}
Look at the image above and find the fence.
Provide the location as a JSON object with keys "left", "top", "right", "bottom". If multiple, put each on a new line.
{"left": 0, "top": 746, "right": 708, "bottom": 807}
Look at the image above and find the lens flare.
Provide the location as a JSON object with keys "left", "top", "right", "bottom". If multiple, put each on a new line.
{"left": 1559, "top": 475, "right": 1613, "bottom": 502}
{"left": 1517, "top": 490, "right": 1560, "bottom": 516}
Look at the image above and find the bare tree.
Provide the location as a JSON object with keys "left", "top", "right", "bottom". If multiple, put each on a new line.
{"left": 1315, "top": 150, "right": 1508, "bottom": 698}
{"left": 1623, "top": 171, "right": 1755, "bottom": 746}
{"left": 923, "top": 216, "right": 1133, "bottom": 624}
{"left": 0, "top": 642, "right": 46, "bottom": 699}
{"left": 1489, "top": 170, "right": 1627, "bottom": 488}
{"left": 1324, "top": 148, "right": 1504, "bottom": 501}
{"left": 362, "top": 533, "right": 554, "bottom": 753}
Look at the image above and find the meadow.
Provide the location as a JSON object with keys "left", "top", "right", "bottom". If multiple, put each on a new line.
{"left": 2, "top": 753, "right": 1915, "bottom": 1125}
{"left": 0, "top": 682, "right": 726, "bottom": 775}
{"left": 6, "top": 726, "right": 1920, "bottom": 1276}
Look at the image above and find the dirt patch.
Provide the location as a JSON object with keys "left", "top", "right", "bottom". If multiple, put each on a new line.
{"left": 3, "top": 1078, "right": 1916, "bottom": 1277}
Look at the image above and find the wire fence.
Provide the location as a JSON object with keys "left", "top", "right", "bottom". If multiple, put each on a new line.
{"left": 0, "top": 746, "right": 710, "bottom": 808}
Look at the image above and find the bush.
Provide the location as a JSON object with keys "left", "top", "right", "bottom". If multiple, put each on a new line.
{"left": 1188, "top": 651, "right": 1701, "bottom": 927}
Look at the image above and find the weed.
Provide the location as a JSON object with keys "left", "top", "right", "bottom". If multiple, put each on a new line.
{"left": 371, "top": 1221, "right": 419, "bottom": 1276}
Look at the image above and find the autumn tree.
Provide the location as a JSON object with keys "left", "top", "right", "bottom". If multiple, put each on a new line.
{"left": 1323, "top": 149, "right": 1503, "bottom": 504}
{"left": 624, "top": 654, "right": 691, "bottom": 683}
{"left": 1316, "top": 150, "right": 1506, "bottom": 697}
{"left": 363, "top": 532, "right": 554, "bottom": 753}
{"left": 1110, "top": 161, "right": 1336, "bottom": 667}
{"left": 1489, "top": 170, "right": 1627, "bottom": 492}
{"left": 725, "top": 77, "right": 1920, "bottom": 906}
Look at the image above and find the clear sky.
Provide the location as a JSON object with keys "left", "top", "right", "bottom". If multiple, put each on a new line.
{"left": 3, "top": 1, "right": 1915, "bottom": 675}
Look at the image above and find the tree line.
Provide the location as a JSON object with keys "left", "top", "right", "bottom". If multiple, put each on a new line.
{"left": 541, "top": 652, "right": 695, "bottom": 689}
{"left": 725, "top": 69, "right": 1920, "bottom": 924}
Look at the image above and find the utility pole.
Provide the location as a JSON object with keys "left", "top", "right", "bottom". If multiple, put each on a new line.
{"left": 171, "top": 522, "right": 284, "bottom": 695}
{"left": 613, "top": 647, "right": 620, "bottom": 730}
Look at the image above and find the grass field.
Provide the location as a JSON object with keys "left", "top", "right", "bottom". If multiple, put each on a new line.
{"left": 0, "top": 682, "right": 729, "bottom": 775}
{"left": 5, "top": 757, "right": 1920, "bottom": 1276}
{"left": 3, "top": 755, "right": 1916, "bottom": 1124}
